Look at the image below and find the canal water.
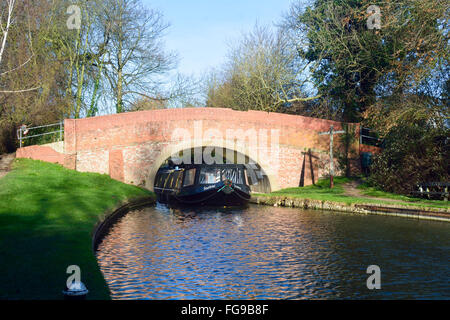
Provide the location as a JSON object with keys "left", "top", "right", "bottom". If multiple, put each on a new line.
{"left": 96, "top": 203, "right": 450, "bottom": 300}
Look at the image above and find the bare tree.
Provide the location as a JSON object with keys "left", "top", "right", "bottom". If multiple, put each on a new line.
{"left": 0, "top": 0, "right": 40, "bottom": 94}
{"left": 206, "top": 25, "right": 321, "bottom": 112}
{"left": 0, "top": 0, "right": 69, "bottom": 153}
{"left": 0, "top": 0, "right": 15, "bottom": 67}
{"left": 101, "top": 0, "right": 176, "bottom": 113}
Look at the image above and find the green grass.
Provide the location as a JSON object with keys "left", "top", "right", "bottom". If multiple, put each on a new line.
{"left": 0, "top": 158, "right": 155, "bottom": 300}
{"left": 255, "top": 177, "right": 449, "bottom": 210}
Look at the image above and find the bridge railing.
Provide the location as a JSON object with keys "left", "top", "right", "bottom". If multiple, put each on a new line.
{"left": 17, "top": 121, "right": 64, "bottom": 148}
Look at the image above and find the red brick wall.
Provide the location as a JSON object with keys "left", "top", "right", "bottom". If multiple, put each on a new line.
{"left": 61, "top": 108, "right": 359, "bottom": 191}
{"left": 16, "top": 145, "right": 65, "bottom": 165}
{"left": 65, "top": 108, "right": 346, "bottom": 151}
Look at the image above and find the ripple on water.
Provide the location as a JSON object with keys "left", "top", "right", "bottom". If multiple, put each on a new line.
{"left": 96, "top": 203, "right": 450, "bottom": 300}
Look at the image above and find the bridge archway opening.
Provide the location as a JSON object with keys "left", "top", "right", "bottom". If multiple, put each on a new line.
{"left": 151, "top": 146, "right": 272, "bottom": 193}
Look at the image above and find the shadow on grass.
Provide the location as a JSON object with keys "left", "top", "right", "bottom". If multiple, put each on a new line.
{"left": 0, "top": 159, "right": 153, "bottom": 300}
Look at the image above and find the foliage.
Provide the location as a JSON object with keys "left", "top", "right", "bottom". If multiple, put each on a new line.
{"left": 364, "top": 74, "right": 449, "bottom": 136}
{"left": 0, "top": 0, "right": 180, "bottom": 153}
{"left": 369, "top": 122, "right": 449, "bottom": 195}
{"left": 0, "top": 0, "right": 69, "bottom": 153}
{"left": 283, "top": 0, "right": 449, "bottom": 122}
{"left": 281, "top": 0, "right": 449, "bottom": 194}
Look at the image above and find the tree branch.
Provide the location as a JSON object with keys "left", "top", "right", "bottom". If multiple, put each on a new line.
{"left": 0, "top": 86, "right": 41, "bottom": 93}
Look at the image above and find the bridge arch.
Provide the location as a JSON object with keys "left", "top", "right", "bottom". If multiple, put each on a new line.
{"left": 146, "top": 138, "right": 278, "bottom": 193}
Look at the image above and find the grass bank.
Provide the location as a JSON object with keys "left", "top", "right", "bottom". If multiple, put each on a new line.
{"left": 0, "top": 158, "right": 155, "bottom": 300}
{"left": 254, "top": 177, "right": 449, "bottom": 210}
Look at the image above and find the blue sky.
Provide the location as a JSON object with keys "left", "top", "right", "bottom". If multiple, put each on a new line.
{"left": 143, "top": 0, "right": 294, "bottom": 77}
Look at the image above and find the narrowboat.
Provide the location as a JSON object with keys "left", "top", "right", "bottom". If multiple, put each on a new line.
{"left": 154, "top": 163, "right": 251, "bottom": 206}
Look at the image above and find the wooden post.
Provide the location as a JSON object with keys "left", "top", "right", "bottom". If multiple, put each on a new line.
{"left": 330, "top": 126, "right": 334, "bottom": 188}
{"left": 19, "top": 127, "right": 22, "bottom": 148}
{"left": 319, "top": 125, "right": 345, "bottom": 189}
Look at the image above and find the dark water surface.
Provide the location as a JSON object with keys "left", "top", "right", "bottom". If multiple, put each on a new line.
{"left": 96, "top": 204, "right": 450, "bottom": 299}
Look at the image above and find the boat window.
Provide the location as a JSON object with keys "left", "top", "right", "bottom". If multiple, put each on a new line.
{"left": 155, "top": 174, "right": 161, "bottom": 187}
{"left": 173, "top": 171, "right": 183, "bottom": 189}
{"left": 168, "top": 171, "right": 181, "bottom": 189}
{"left": 244, "top": 168, "right": 249, "bottom": 185}
{"left": 169, "top": 172, "right": 175, "bottom": 188}
{"left": 164, "top": 172, "right": 173, "bottom": 188}
{"left": 199, "top": 167, "right": 221, "bottom": 184}
{"left": 183, "top": 169, "right": 196, "bottom": 187}
{"left": 157, "top": 172, "right": 168, "bottom": 188}
{"left": 221, "top": 168, "right": 243, "bottom": 184}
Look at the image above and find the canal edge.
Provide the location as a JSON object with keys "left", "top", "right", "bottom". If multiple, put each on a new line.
{"left": 92, "top": 195, "right": 157, "bottom": 252}
{"left": 250, "top": 196, "right": 450, "bottom": 223}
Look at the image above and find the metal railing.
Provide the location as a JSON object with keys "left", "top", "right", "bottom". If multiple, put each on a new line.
{"left": 412, "top": 182, "right": 449, "bottom": 201}
{"left": 17, "top": 121, "right": 64, "bottom": 148}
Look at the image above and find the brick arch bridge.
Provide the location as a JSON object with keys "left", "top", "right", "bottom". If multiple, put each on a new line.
{"left": 17, "top": 108, "right": 365, "bottom": 192}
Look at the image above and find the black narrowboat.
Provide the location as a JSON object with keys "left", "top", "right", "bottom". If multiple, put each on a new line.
{"left": 154, "top": 163, "right": 251, "bottom": 206}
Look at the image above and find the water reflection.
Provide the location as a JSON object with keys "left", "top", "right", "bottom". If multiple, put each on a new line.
{"left": 96, "top": 203, "right": 450, "bottom": 299}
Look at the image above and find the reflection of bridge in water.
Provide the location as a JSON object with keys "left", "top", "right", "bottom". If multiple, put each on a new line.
{"left": 17, "top": 108, "right": 372, "bottom": 193}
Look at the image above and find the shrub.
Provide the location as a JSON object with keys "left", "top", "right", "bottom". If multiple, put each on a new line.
{"left": 369, "top": 122, "right": 449, "bottom": 195}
